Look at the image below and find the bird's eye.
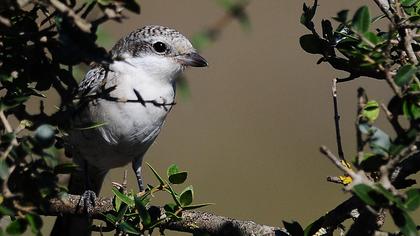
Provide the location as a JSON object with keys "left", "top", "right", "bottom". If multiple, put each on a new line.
{"left": 152, "top": 42, "right": 167, "bottom": 53}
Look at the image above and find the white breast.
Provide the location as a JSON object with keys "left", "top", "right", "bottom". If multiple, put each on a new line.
{"left": 70, "top": 57, "right": 178, "bottom": 170}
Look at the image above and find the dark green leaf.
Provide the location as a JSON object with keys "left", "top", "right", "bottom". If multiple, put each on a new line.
{"left": 122, "top": 0, "right": 141, "bottom": 14}
{"left": 116, "top": 204, "right": 128, "bottom": 222}
{"left": 403, "top": 98, "right": 420, "bottom": 120}
{"left": 300, "top": 1, "right": 318, "bottom": 30}
{"left": 146, "top": 162, "right": 165, "bottom": 185}
{"left": 104, "top": 213, "right": 117, "bottom": 224}
{"left": 283, "top": 221, "right": 304, "bottom": 236}
{"left": 26, "top": 214, "right": 42, "bottom": 234}
{"left": 166, "top": 182, "right": 182, "bottom": 207}
{"left": 169, "top": 172, "right": 188, "bottom": 185}
{"left": 180, "top": 185, "right": 194, "bottom": 207}
{"left": 390, "top": 207, "right": 417, "bottom": 236}
{"left": 164, "top": 203, "right": 178, "bottom": 213}
{"left": 404, "top": 188, "right": 420, "bottom": 211}
{"left": 134, "top": 196, "right": 151, "bottom": 227}
{"left": 6, "top": 219, "right": 27, "bottom": 235}
{"left": 111, "top": 187, "right": 134, "bottom": 207}
{"left": 352, "top": 184, "right": 379, "bottom": 206}
{"left": 119, "top": 221, "right": 140, "bottom": 235}
{"left": 352, "top": 6, "right": 370, "bottom": 33}
{"left": 395, "top": 64, "right": 417, "bottom": 86}
{"left": 0, "top": 206, "right": 14, "bottom": 216}
{"left": 299, "top": 34, "right": 327, "bottom": 54}
{"left": 333, "top": 10, "right": 349, "bottom": 23}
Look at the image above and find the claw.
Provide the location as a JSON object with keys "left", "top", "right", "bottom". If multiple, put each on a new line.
{"left": 77, "top": 190, "right": 97, "bottom": 215}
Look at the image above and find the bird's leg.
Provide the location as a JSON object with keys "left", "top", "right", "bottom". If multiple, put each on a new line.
{"left": 132, "top": 157, "right": 145, "bottom": 193}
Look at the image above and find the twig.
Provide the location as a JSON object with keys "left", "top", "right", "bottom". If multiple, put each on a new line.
{"left": 384, "top": 68, "right": 402, "bottom": 98}
{"left": 320, "top": 146, "right": 358, "bottom": 179}
{"left": 394, "top": 0, "right": 419, "bottom": 65}
{"left": 356, "top": 88, "right": 367, "bottom": 166}
{"left": 373, "top": 0, "right": 395, "bottom": 23}
{"left": 49, "top": 0, "right": 92, "bottom": 32}
{"left": 380, "top": 103, "right": 404, "bottom": 136}
{"left": 332, "top": 79, "right": 346, "bottom": 161}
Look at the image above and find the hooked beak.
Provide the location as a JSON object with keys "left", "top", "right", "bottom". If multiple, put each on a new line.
{"left": 176, "top": 52, "right": 208, "bottom": 67}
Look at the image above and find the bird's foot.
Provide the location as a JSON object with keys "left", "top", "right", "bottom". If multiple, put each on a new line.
{"left": 77, "top": 190, "right": 97, "bottom": 215}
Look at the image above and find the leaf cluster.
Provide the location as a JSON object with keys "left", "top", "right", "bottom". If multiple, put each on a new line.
{"left": 296, "top": 1, "right": 420, "bottom": 235}
{"left": 99, "top": 164, "right": 211, "bottom": 235}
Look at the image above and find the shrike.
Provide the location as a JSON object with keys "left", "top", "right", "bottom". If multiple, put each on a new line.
{"left": 52, "top": 25, "right": 207, "bottom": 235}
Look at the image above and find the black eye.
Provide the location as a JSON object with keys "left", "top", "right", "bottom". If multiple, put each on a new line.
{"left": 152, "top": 42, "right": 167, "bottom": 53}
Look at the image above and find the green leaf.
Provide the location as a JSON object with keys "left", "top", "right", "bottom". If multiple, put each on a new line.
{"left": 180, "top": 185, "right": 194, "bottom": 207}
{"left": 362, "top": 100, "right": 380, "bottom": 122}
{"left": 134, "top": 196, "right": 151, "bottom": 227}
{"left": 167, "top": 164, "right": 180, "bottom": 177}
{"left": 402, "top": 0, "right": 418, "bottom": 7}
{"left": 111, "top": 187, "right": 134, "bottom": 207}
{"left": 300, "top": 1, "right": 318, "bottom": 30}
{"left": 390, "top": 207, "right": 418, "bottom": 236}
{"left": 395, "top": 64, "right": 417, "bottom": 86}
{"left": 404, "top": 188, "right": 420, "bottom": 211}
{"left": 299, "top": 34, "right": 327, "bottom": 54}
{"left": 169, "top": 172, "right": 188, "bottom": 185}
{"left": 303, "top": 216, "right": 325, "bottom": 236}
{"left": 122, "top": 0, "right": 141, "bottom": 13}
{"left": 104, "top": 213, "right": 117, "bottom": 224}
{"left": 116, "top": 204, "right": 128, "bottom": 222}
{"left": 283, "top": 221, "right": 304, "bottom": 236}
{"left": 6, "top": 219, "right": 27, "bottom": 235}
{"left": 352, "top": 184, "right": 379, "bottom": 206}
{"left": 0, "top": 206, "right": 14, "bottom": 216}
{"left": 119, "top": 221, "right": 140, "bottom": 235}
{"left": 26, "top": 214, "right": 42, "bottom": 234}
{"left": 333, "top": 10, "right": 349, "bottom": 23}
{"left": 146, "top": 162, "right": 165, "bottom": 185}
{"left": 352, "top": 6, "right": 370, "bottom": 33}
{"left": 164, "top": 203, "right": 178, "bottom": 213}
{"left": 166, "top": 182, "right": 182, "bottom": 207}
{"left": 403, "top": 98, "right": 420, "bottom": 120}
{"left": 182, "top": 203, "right": 214, "bottom": 210}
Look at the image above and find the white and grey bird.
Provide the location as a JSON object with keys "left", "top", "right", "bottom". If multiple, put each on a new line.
{"left": 51, "top": 25, "right": 207, "bottom": 236}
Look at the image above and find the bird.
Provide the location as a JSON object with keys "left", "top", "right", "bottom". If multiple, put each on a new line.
{"left": 51, "top": 25, "right": 208, "bottom": 236}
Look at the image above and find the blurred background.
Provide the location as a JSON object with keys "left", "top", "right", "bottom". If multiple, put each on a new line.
{"left": 38, "top": 0, "right": 420, "bottom": 234}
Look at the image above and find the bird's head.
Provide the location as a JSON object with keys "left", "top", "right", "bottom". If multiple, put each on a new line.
{"left": 110, "top": 25, "right": 207, "bottom": 82}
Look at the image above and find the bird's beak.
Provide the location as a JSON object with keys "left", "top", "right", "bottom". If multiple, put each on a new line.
{"left": 176, "top": 52, "right": 208, "bottom": 67}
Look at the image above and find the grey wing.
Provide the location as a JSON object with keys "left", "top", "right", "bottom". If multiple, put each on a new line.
{"left": 78, "top": 66, "right": 108, "bottom": 96}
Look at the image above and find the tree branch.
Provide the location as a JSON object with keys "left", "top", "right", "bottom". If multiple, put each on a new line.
{"left": 44, "top": 194, "right": 287, "bottom": 236}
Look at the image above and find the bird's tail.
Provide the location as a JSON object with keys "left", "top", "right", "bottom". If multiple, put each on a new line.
{"left": 51, "top": 159, "right": 107, "bottom": 236}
